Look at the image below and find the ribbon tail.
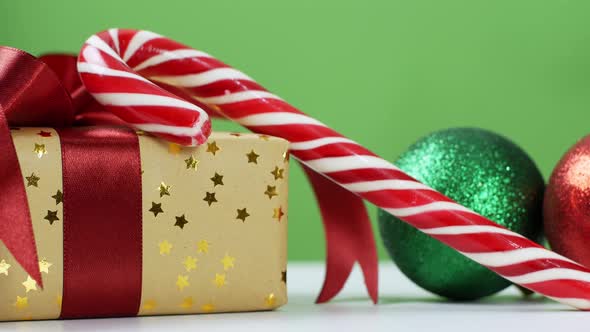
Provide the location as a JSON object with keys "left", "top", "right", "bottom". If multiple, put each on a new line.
{"left": 302, "top": 164, "right": 378, "bottom": 304}
{"left": 0, "top": 111, "right": 42, "bottom": 287}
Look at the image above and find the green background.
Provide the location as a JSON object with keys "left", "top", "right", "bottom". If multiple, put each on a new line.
{"left": 1, "top": 0, "right": 588, "bottom": 260}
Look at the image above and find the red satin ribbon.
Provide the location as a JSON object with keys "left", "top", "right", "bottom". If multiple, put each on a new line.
{"left": 58, "top": 127, "right": 142, "bottom": 318}
{"left": 0, "top": 46, "right": 379, "bottom": 307}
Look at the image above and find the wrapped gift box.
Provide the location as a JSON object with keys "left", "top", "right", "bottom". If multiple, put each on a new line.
{"left": 0, "top": 129, "right": 289, "bottom": 321}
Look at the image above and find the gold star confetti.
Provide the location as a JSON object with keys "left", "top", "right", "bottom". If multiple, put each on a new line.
{"left": 175, "top": 214, "right": 189, "bottom": 229}
{"left": 44, "top": 210, "right": 59, "bottom": 225}
{"left": 271, "top": 166, "right": 284, "bottom": 180}
{"left": 264, "top": 293, "right": 276, "bottom": 307}
{"left": 236, "top": 208, "right": 250, "bottom": 222}
{"left": 264, "top": 185, "right": 278, "bottom": 199}
{"left": 149, "top": 202, "right": 163, "bottom": 217}
{"left": 179, "top": 297, "right": 194, "bottom": 309}
{"left": 273, "top": 207, "right": 285, "bottom": 222}
{"left": 210, "top": 172, "right": 224, "bottom": 186}
{"left": 258, "top": 134, "right": 270, "bottom": 141}
{"left": 51, "top": 190, "right": 63, "bottom": 205}
{"left": 22, "top": 276, "right": 37, "bottom": 293}
{"left": 213, "top": 273, "right": 226, "bottom": 288}
{"left": 33, "top": 143, "right": 47, "bottom": 158}
{"left": 142, "top": 299, "right": 157, "bottom": 311}
{"left": 26, "top": 173, "right": 40, "bottom": 187}
{"left": 221, "top": 254, "right": 235, "bottom": 271}
{"left": 282, "top": 151, "right": 289, "bottom": 162}
{"left": 246, "top": 150, "right": 259, "bottom": 164}
{"left": 197, "top": 240, "right": 210, "bottom": 253}
{"left": 158, "top": 182, "right": 171, "bottom": 197}
{"left": 0, "top": 259, "right": 11, "bottom": 275}
{"left": 14, "top": 296, "right": 28, "bottom": 310}
{"left": 37, "top": 130, "right": 52, "bottom": 137}
{"left": 183, "top": 256, "right": 198, "bottom": 272}
{"left": 176, "top": 275, "right": 190, "bottom": 291}
{"left": 39, "top": 259, "right": 52, "bottom": 274}
{"left": 168, "top": 143, "right": 182, "bottom": 155}
{"left": 201, "top": 303, "right": 215, "bottom": 312}
{"left": 184, "top": 155, "right": 199, "bottom": 170}
{"left": 56, "top": 295, "right": 62, "bottom": 307}
{"left": 159, "top": 240, "right": 173, "bottom": 255}
{"left": 281, "top": 270, "right": 287, "bottom": 284}
{"left": 206, "top": 141, "right": 220, "bottom": 155}
{"left": 203, "top": 192, "right": 217, "bottom": 206}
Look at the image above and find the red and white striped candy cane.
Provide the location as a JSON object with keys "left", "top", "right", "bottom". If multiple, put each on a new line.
{"left": 79, "top": 29, "right": 590, "bottom": 309}
{"left": 78, "top": 30, "right": 211, "bottom": 146}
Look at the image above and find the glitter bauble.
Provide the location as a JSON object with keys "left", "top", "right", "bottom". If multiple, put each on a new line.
{"left": 545, "top": 134, "right": 590, "bottom": 267}
{"left": 378, "top": 128, "right": 544, "bottom": 300}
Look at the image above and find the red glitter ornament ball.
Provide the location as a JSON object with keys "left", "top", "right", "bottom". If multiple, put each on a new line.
{"left": 545, "top": 135, "right": 590, "bottom": 266}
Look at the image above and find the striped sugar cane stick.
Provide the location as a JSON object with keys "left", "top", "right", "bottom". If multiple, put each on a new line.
{"left": 79, "top": 29, "right": 590, "bottom": 309}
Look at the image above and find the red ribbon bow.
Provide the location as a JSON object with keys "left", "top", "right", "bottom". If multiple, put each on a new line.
{"left": 0, "top": 46, "right": 378, "bottom": 303}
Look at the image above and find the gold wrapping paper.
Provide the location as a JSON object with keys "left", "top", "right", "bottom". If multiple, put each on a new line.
{"left": 0, "top": 129, "right": 289, "bottom": 321}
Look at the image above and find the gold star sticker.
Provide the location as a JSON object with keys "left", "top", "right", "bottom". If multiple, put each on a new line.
{"left": 26, "top": 173, "right": 40, "bottom": 187}
{"left": 39, "top": 259, "right": 52, "bottom": 274}
{"left": 197, "top": 240, "right": 210, "bottom": 253}
{"left": 183, "top": 256, "right": 198, "bottom": 272}
{"left": 271, "top": 166, "right": 284, "bottom": 180}
{"left": 236, "top": 208, "right": 250, "bottom": 222}
{"left": 281, "top": 270, "right": 287, "bottom": 284}
{"left": 149, "top": 202, "right": 163, "bottom": 217}
{"left": 176, "top": 275, "right": 190, "bottom": 291}
{"left": 221, "top": 254, "right": 235, "bottom": 271}
{"left": 273, "top": 207, "right": 285, "bottom": 222}
{"left": 246, "top": 150, "right": 259, "bottom": 164}
{"left": 158, "top": 182, "right": 171, "bottom": 197}
{"left": 264, "top": 293, "right": 276, "bottom": 307}
{"left": 159, "top": 240, "right": 173, "bottom": 255}
{"left": 44, "top": 210, "right": 59, "bottom": 225}
{"left": 179, "top": 297, "right": 194, "bottom": 309}
{"left": 33, "top": 143, "right": 47, "bottom": 158}
{"left": 142, "top": 299, "right": 157, "bottom": 311}
{"left": 203, "top": 192, "right": 217, "bottom": 206}
{"left": 213, "top": 273, "right": 226, "bottom": 288}
{"left": 37, "top": 130, "right": 52, "bottom": 137}
{"left": 175, "top": 214, "right": 189, "bottom": 229}
{"left": 14, "top": 296, "right": 28, "bottom": 310}
{"left": 201, "top": 303, "right": 215, "bottom": 313}
{"left": 259, "top": 134, "right": 270, "bottom": 141}
{"left": 206, "top": 141, "right": 220, "bottom": 155}
{"left": 168, "top": 143, "right": 182, "bottom": 155}
{"left": 210, "top": 172, "right": 224, "bottom": 187}
{"left": 51, "top": 190, "right": 63, "bottom": 205}
{"left": 0, "top": 259, "right": 11, "bottom": 275}
{"left": 282, "top": 151, "right": 289, "bottom": 162}
{"left": 264, "top": 185, "right": 278, "bottom": 199}
{"left": 56, "top": 295, "right": 63, "bottom": 307}
{"left": 22, "top": 276, "right": 37, "bottom": 293}
{"left": 184, "top": 155, "right": 199, "bottom": 170}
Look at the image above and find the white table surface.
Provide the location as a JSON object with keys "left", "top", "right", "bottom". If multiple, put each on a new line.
{"left": 1, "top": 262, "right": 588, "bottom": 332}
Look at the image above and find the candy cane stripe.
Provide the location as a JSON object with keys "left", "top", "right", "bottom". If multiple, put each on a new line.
{"left": 92, "top": 93, "right": 205, "bottom": 112}
{"left": 196, "top": 90, "right": 282, "bottom": 105}
{"left": 78, "top": 63, "right": 152, "bottom": 83}
{"left": 149, "top": 68, "right": 254, "bottom": 87}
{"left": 342, "top": 180, "right": 435, "bottom": 192}
{"left": 462, "top": 248, "right": 580, "bottom": 267}
{"left": 507, "top": 268, "right": 590, "bottom": 284}
{"left": 122, "top": 30, "right": 162, "bottom": 62}
{"left": 235, "top": 112, "right": 326, "bottom": 127}
{"left": 290, "top": 137, "right": 358, "bottom": 150}
{"left": 133, "top": 49, "right": 213, "bottom": 71}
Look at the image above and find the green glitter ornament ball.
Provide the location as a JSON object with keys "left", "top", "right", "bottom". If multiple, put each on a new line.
{"left": 378, "top": 128, "right": 544, "bottom": 300}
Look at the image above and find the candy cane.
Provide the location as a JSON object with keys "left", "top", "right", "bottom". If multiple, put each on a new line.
{"left": 79, "top": 29, "right": 590, "bottom": 310}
